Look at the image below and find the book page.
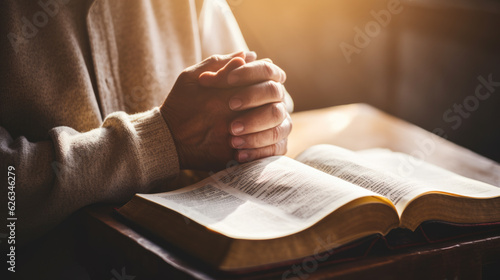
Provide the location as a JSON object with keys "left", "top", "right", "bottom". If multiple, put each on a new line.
{"left": 141, "top": 156, "right": 389, "bottom": 240}
{"left": 296, "top": 145, "right": 500, "bottom": 215}
{"left": 357, "top": 148, "right": 500, "bottom": 195}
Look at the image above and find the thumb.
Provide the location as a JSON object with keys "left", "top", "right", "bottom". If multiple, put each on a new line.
{"left": 194, "top": 51, "right": 246, "bottom": 75}
{"left": 198, "top": 57, "right": 246, "bottom": 88}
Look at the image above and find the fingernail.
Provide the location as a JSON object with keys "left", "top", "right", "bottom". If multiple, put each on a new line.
{"left": 229, "top": 98, "right": 242, "bottom": 110}
{"left": 232, "top": 137, "right": 245, "bottom": 148}
{"left": 228, "top": 73, "right": 239, "bottom": 85}
{"left": 239, "top": 152, "right": 249, "bottom": 162}
{"left": 231, "top": 121, "right": 244, "bottom": 135}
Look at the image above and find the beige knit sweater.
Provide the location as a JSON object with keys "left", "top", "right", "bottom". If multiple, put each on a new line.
{"left": 0, "top": 0, "right": 248, "bottom": 243}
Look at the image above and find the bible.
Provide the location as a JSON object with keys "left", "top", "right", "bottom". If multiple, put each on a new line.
{"left": 118, "top": 144, "right": 500, "bottom": 271}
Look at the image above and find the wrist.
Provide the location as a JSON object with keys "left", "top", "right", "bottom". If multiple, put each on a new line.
{"left": 159, "top": 104, "right": 188, "bottom": 170}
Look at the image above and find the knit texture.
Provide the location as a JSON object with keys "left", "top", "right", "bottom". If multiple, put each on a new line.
{"left": 0, "top": 0, "right": 248, "bottom": 243}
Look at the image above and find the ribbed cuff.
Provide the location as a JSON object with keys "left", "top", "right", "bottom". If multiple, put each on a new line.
{"left": 130, "top": 108, "right": 179, "bottom": 184}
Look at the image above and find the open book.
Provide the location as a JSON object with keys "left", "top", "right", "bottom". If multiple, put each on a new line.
{"left": 118, "top": 144, "right": 500, "bottom": 271}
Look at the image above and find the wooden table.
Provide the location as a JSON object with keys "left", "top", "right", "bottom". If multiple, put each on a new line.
{"left": 76, "top": 104, "right": 500, "bottom": 279}
{"left": 287, "top": 103, "right": 500, "bottom": 186}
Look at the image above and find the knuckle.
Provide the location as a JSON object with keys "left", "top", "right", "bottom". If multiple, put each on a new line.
{"left": 267, "top": 81, "right": 283, "bottom": 101}
{"left": 280, "top": 69, "right": 287, "bottom": 83}
{"left": 272, "top": 140, "right": 286, "bottom": 156}
{"left": 241, "top": 136, "right": 253, "bottom": 149}
{"left": 262, "top": 61, "right": 276, "bottom": 78}
{"left": 272, "top": 126, "right": 281, "bottom": 144}
{"left": 287, "top": 116, "right": 293, "bottom": 134}
{"left": 270, "top": 102, "right": 286, "bottom": 123}
{"left": 272, "top": 119, "right": 289, "bottom": 143}
{"left": 269, "top": 143, "right": 277, "bottom": 156}
{"left": 207, "top": 55, "right": 222, "bottom": 64}
{"left": 279, "top": 139, "right": 288, "bottom": 155}
{"left": 177, "top": 70, "right": 192, "bottom": 83}
{"left": 179, "top": 68, "right": 190, "bottom": 78}
{"left": 209, "top": 55, "right": 219, "bottom": 62}
{"left": 248, "top": 133, "right": 264, "bottom": 149}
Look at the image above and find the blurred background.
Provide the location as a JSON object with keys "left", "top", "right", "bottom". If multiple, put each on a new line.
{"left": 228, "top": 0, "right": 500, "bottom": 163}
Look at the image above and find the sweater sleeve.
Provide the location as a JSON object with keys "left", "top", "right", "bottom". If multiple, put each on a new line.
{"left": 0, "top": 108, "right": 179, "bottom": 244}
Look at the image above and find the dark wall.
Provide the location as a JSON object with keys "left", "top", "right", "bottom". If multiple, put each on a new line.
{"left": 230, "top": 0, "right": 500, "bottom": 162}
{"left": 391, "top": 3, "right": 500, "bottom": 163}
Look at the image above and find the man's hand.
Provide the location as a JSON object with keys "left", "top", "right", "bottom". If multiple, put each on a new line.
{"left": 160, "top": 52, "right": 293, "bottom": 171}
{"left": 199, "top": 55, "right": 293, "bottom": 163}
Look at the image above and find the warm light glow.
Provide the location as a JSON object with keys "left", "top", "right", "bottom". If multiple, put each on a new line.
{"left": 325, "top": 111, "right": 352, "bottom": 134}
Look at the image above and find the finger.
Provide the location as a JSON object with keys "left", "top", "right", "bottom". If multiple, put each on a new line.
{"left": 228, "top": 81, "right": 285, "bottom": 111}
{"left": 230, "top": 115, "right": 292, "bottom": 149}
{"left": 235, "top": 139, "right": 288, "bottom": 162}
{"left": 192, "top": 52, "right": 246, "bottom": 77}
{"left": 283, "top": 86, "right": 294, "bottom": 113}
{"left": 199, "top": 57, "right": 246, "bottom": 87}
{"left": 229, "top": 102, "right": 287, "bottom": 136}
{"left": 227, "top": 60, "right": 287, "bottom": 86}
{"left": 245, "top": 51, "right": 257, "bottom": 63}
{"left": 197, "top": 51, "right": 258, "bottom": 88}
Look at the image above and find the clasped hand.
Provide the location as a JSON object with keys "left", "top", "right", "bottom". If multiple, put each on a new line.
{"left": 160, "top": 51, "right": 292, "bottom": 170}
